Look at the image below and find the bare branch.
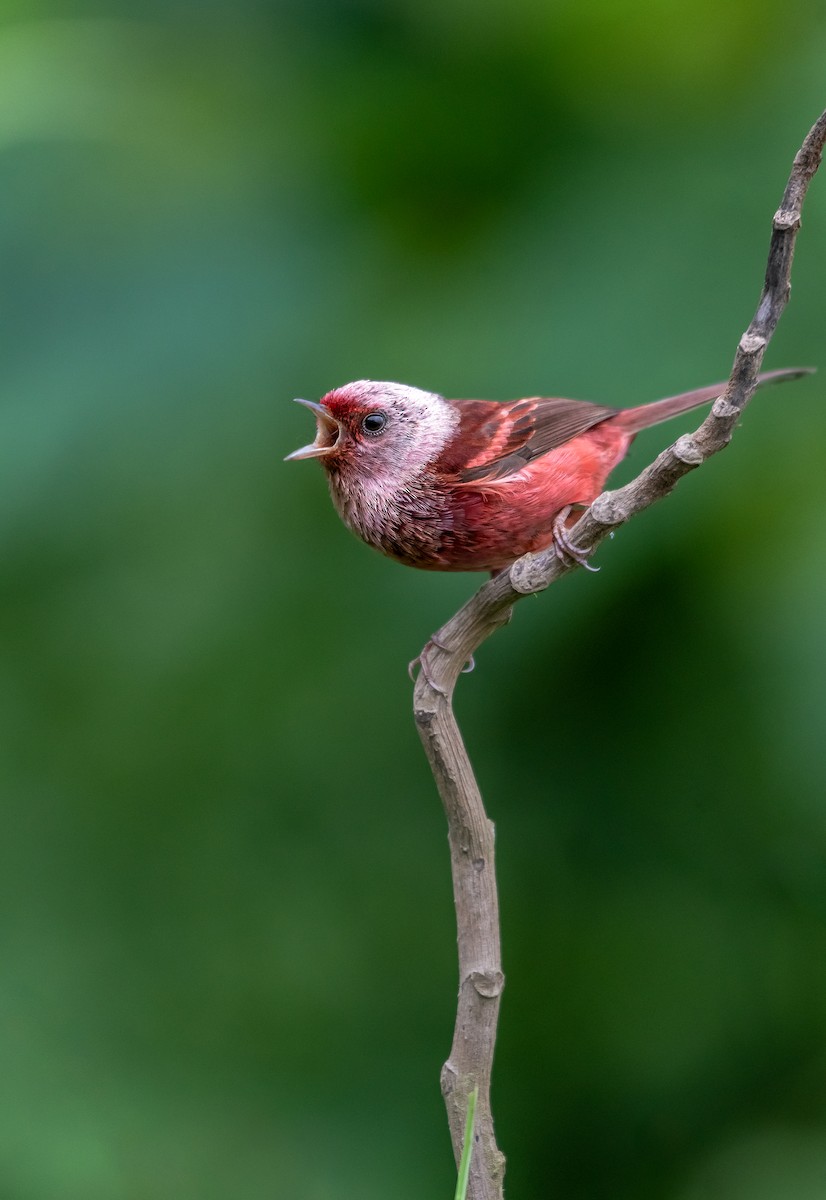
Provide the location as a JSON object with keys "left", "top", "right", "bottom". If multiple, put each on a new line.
{"left": 414, "top": 109, "right": 826, "bottom": 1199}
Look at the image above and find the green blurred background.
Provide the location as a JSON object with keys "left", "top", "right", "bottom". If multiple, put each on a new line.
{"left": 1, "top": 2, "right": 826, "bottom": 1197}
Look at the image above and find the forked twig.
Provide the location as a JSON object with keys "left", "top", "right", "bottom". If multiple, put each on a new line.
{"left": 414, "top": 110, "right": 826, "bottom": 1200}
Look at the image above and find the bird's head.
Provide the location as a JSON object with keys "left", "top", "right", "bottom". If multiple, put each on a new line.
{"left": 285, "top": 380, "right": 458, "bottom": 485}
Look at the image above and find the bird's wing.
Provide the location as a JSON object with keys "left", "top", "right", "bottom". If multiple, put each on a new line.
{"left": 441, "top": 397, "right": 617, "bottom": 484}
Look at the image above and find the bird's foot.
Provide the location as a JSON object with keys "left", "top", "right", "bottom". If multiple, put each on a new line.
{"left": 553, "top": 506, "right": 599, "bottom": 572}
{"left": 409, "top": 634, "right": 475, "bottom": 695}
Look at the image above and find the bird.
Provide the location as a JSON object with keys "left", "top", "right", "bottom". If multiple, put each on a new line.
{"left": 286, "top": 369, "right": 808, "bottom": 575}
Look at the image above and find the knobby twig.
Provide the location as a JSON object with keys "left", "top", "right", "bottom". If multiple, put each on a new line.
{"left": 413, "top": 109, "right": 826, "bottom": 1200}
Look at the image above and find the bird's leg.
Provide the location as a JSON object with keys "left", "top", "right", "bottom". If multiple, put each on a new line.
{"left": 552, "top": 505, "right": 600, "bottom": 572}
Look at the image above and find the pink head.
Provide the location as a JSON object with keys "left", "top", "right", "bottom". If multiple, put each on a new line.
{"left": 285, "top": 380, "right": 458, "bottom": 483}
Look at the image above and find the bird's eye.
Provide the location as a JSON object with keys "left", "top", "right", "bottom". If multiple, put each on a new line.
{"left": 361, "top": 411, "right": 387, "bottom": 435}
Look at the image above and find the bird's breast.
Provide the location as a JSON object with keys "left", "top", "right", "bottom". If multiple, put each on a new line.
{"left": 325, "top": 424, "right": 632, "bottom": 572}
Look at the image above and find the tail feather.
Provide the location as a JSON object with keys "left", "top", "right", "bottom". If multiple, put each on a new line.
{"left": 612, "top": 367, "right": 814, "bottom": 435}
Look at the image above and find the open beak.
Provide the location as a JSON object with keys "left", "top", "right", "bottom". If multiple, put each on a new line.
{"left": 284, "top": 398, "right": 343, "bottom": 461}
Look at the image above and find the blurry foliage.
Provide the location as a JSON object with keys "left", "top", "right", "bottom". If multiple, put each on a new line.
{"left": 1, "top": 1, "right": 826, "bottom": 1197}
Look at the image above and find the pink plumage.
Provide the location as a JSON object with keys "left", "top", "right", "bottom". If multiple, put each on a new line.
{"left": 286, "top": 369, "right": 807, "bottom": 573}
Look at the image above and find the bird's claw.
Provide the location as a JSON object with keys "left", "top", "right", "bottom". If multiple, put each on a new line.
{"left": 553, "top": 507, "right": 600, "bottom": 572}
{"left": 408, "top": 646, "right": 448, "bottom": 696}
{"left": 409, "top": 636, "right": 475, "bottom": 694}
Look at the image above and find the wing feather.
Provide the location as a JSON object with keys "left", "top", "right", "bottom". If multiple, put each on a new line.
{"left": 440, "top": 397, "right": 617, "bottom": 484}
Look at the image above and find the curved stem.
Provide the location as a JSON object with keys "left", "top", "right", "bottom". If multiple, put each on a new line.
{"left": 413, "top": 108, "right": 826, "bottom": 1200}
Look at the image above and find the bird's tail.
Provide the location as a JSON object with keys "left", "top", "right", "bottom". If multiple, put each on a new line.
{"left": 611, "top": 367, "right": 813, "bottom": 434}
